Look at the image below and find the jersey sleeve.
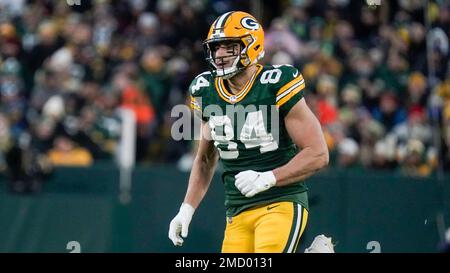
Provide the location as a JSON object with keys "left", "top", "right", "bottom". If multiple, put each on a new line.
{"left": 189, "top": 72, "right": 211, "bottom": 122}
{"left": 275, "top": 65, "right": 306, "bottom": 117}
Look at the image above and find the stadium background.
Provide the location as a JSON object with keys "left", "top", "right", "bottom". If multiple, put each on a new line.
{"left": 0, "top": 0, "right": 449, "bottom": 252}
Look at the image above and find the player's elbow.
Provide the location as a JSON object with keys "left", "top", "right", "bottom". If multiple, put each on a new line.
{"left": 321, "top": 151, "right": 330, "bottom": 168}
{"left": 316, "top": 149, "right": 329, "bottom": 170}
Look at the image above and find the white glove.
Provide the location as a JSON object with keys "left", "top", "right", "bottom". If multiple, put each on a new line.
{"left": 168, "top": 203, "right": 195, "bottom": 246}
{"left": 304, "top": 234, "right": 335, "bottom": 253}
{"left": 234, "top": 170, "right": 277, "bottom": 198}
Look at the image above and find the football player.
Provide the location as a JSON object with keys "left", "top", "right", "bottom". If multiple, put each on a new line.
{"left": 169, "top": 11, "right": 329, "bottom": 253}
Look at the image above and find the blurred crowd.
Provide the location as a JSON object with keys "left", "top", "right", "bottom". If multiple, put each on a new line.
{"left": 267, "top": 0, "right": 450, "bottom": 177}
{"left": 0, "top": 0, "right": 449, "bottom": 192}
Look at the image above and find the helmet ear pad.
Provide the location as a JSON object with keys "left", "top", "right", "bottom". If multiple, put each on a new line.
{"left": 239, "top": 36, "right": 253, "bottom": 66}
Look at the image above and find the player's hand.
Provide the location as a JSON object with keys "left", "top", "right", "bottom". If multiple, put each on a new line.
{"left": 234, "top": 170, "right": 277, "bottom": 198}
{"left": 168, "top": 203, "right": 195, "bottom": 246}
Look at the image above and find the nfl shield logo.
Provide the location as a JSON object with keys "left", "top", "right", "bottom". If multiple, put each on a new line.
{"left": 230, "top": 95, "right": 237, "bottom": 104}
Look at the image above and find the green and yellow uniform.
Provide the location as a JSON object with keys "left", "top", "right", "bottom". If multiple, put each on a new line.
{"left": 190, "top": 64, "right": 309, "bottom": 252}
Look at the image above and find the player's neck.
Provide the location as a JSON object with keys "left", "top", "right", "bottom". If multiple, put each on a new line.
{"left": 226, "top": 65, "right": 258, "bottom": 95}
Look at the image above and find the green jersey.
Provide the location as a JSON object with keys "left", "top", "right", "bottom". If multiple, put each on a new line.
{"left": 189, "top": 64, "right": 308, "bottom": 216}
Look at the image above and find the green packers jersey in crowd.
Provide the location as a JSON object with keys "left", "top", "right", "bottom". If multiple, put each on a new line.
{"left": 189, "top": 64, "right": 308, "bottom": 217}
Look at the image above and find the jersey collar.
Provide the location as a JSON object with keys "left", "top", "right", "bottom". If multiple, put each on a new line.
{"left": 215, "top": 64, "right": 263, "bottom": 104}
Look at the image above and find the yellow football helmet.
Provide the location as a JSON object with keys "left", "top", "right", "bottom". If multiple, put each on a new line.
{"left": 203, "top": 11, "right": 265, "bottom": 79}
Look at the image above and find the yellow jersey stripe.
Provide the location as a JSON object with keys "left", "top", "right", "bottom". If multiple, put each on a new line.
{"left": 276, "top": 79, "right": 305, "bottom": 102}
{"left": 219, "top": 64, "right": 262, "bottom": 98}
{"left": 276, "top": 75, "right": 304, "bottom": 96}
{"left": 276, "top": 83, "right": 305, "bottom": 108}
{"left": 235, "top": 65, "right": 261, "bottom": 99}
{"left": 215, "top": 64, "right": 263, "bottom": 104}
{"left": 215, "top": 78, "right": 230, "bottom": 101}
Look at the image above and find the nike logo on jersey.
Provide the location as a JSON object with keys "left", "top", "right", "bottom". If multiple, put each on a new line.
{"left": 293, "top": 71, "right": 299, "bottom": 78}
{"left": 267, "top": 204, "right": 280, "bottom": 211}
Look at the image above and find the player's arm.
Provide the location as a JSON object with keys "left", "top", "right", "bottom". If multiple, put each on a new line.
{"left": 272, "top": 98, "right": 329, "bottom": 186}
{"left": 183, "top": 120, "right": 219, "bottom": 208}
{"left": 168, "top": 120, "right": 219, "bottom": 246}
{"left": 235, "top": 98, "right": 328, "bottom": 197}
